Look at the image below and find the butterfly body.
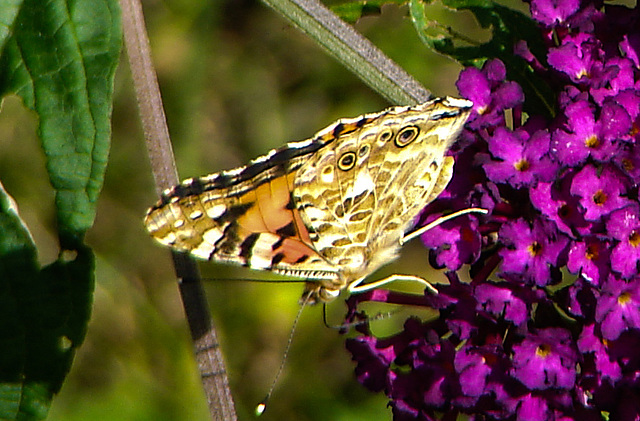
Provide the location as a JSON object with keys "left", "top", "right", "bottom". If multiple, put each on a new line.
{"left": 145, "top": 97, "right": 472, "bottom": 302}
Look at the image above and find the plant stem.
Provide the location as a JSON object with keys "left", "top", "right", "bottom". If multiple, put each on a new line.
{"left": 119, "top": 0, "right": 237, "bottom": 419}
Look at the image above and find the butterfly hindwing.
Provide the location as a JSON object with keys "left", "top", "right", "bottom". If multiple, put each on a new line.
{"left": 293, "top": 98, "right": 472, "bottom": 282}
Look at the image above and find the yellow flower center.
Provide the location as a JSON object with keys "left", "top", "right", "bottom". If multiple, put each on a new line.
{"left": 586, "top": 243, "right": 599, "bottom": 260}
{"left": 528, "top": 241, "right": 542, "bottom": 257}
{"left": 514, "top": 159, "right": 530, "bottom": 172}
{"left": 536, "top": 343, "right": 551, "bottom": 358}
{"left": 585, "top": 135, "right": 600, "bottom": 148}
{"left": 618, "top": 292, "right": 631, "bottom": 305}
{"left": 593, "top": 190, "right": 607, "bottom": 206}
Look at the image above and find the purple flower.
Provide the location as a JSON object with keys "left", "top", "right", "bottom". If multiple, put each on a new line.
{"left": 607, "top": 204, "right": 640, "bottom": 278}
{"left": 530, "top": 178, "right": 592, "bottom": 236}
{"left": 620, "top": 34, "right": 640, "bottom": 68}
{"left": 590, "top": 58, "right": 639, "bottom": 104}
{"left": 577, "top": 324, "right": 622, "bottom": 382}
{"left": 420, "top": 213, "right": 483, "bottom": 271}
{"left": 483, "top": 126, "right": 558, "bottom": 187}
{"left": 565, "top": 278, "right": 597, "bottom": 318}
{"left": 614, "top": 144, "right": 640, "bottom": 184}
{"left": 514, "top": 394, "right": 549, "bottom": 421}
{"left": 499, "top": 218, "right": 569, "bottom": 286}
{"left": 345, "top": 0, "right": 640, "bottom": 418}
{"left": 453, "top": 345, "right": 492, "bottom": 398}
{"left": 474, "top": 283, "right": 531, "bottom": 326}
{"left": 547, "top": 33, "right": 600, "bottom": 83}
{"left": 530, "top": 0, "right": 580, "bottom": 26}
{"left": 567, "top": 236, "right": 611, "bottom": 286}
{"left": 456, "top": 59, "right": 525, "bottom": 131}
{"left": 345, "top": 335, "right": 394, "bottom": 391}
{"left": 552, "top": 99, "right": 626, "bottom": 166}
{"left": 569, "top": 164, "right": 631, "bottom": 221}
{"left": 596, "top": 275, "right": 640, "bottom": 340}
{"left": 511, "top": 328, "right": 578, "bottom": 390}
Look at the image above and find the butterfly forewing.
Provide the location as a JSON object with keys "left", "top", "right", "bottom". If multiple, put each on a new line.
{"left": 144, "top": 97, "right": 473, "bottom": 302}
{"left": 144, "top": 140, "right": 340, "bottom": 280}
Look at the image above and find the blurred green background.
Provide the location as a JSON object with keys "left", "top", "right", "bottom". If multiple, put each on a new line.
{"left": 0, "top": 0, "right": 486, "bottom": 419}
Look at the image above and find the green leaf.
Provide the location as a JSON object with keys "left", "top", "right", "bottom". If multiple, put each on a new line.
{"left": 0, "top": 0, "right": 23, "bottom": 55}
{"left": 331, "top": 0, "right": 405, "bottom": 24}
{"left": 0, "top": 184, "right": 95, "bottom": 421}
{"left": 410, "top": 0, "right": 556, "bottom": 119}
{"left": 0, "top": 0, "right": 122, "bottom": 248}
{"left": 0, "top": 0, "right": 120, "bottom": 418}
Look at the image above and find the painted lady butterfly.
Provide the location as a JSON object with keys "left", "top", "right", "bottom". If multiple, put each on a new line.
{"left": 144, "top": 97, "right": 473, "bottom": 303}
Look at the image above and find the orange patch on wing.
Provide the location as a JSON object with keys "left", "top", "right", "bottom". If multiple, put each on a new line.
{"left": 258, "top": 175, "right": 295, "bottom": 232}
{"left": 233, "top": 175, "right": 314, "bottom": 247}
{"left": 274, "top": 238, "right": 316, "bottom": 264}
{"left": 235, "top": 189, "right": 268, "bottom": 233}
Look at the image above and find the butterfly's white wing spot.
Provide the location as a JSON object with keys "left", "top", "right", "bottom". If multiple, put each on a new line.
{"left": 189, "top": 210, "right": 204, "bottom": 220}
{"left": 224, "top": 166, "right": 244, "bottom": 177}
{"left": 206, "top": 204, "right": 227, "bottom": 219}
{"left": 191, "top": 243, "right": 215, "bottom": 260}
{"left": 299, "top": 204, "right": 325, "bottom": 223}
{"left": 348, "top": 171, "right": 374, "bottom": 202}
{"left": 200, "top": 173, "right": 218, "bottom": 183}
{"left": 286, "top": 138, "right": 315, "bottom": 149}
{"left": 320, "top": 165, "right": 334, "bottom": 184}
{"left": 163, "top": 232, "right": 177, "bottom": 245}
{"left": 202, "top": 227, "right": 224, "bottom": 247}
{"left": 246, "top": 233, "right": 282, "bottom": 269}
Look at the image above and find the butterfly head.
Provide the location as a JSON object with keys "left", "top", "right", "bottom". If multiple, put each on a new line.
{"left": 301, "top": 282, "right": 342, "bottom": 305}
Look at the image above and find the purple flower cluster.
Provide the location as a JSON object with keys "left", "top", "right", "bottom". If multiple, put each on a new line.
{"left": 346, "top": 0, "right": 640, "bottom": 419}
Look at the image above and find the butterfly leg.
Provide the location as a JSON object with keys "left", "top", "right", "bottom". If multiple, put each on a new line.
{"left": 400, "top": 207, "right": 488, "bottom": 245}
{"left": 348, "top": 274, "right": 439, "bottom": 295}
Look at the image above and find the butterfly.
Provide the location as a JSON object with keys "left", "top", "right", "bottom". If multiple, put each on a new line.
{"left": 144, "top": 97, "right": 473, "bottom": 303}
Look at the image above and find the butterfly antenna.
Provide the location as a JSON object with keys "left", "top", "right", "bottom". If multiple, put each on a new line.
{"left": 255, "top": 293, "right": 311, "bottom": 416}
{"left": 199, "top": 277, "right": 309, "bottom": 284}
